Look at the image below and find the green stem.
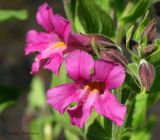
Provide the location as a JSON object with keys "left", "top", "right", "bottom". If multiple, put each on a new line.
{"left": 111, "top": 89, "right": 122, "bottom": 140}
{"left": 112, "top": 123, "right": 117, "bottom": 140}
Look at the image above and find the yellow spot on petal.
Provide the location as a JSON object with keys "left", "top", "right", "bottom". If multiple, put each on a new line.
{"left": 53, "top": 42, "right": 66, "bottom": 49}
{"left": 91, "top": 89, "right": 99, "bottom": 94}
{"left": 43, "top": 41, "right": 66, "bottom": 56}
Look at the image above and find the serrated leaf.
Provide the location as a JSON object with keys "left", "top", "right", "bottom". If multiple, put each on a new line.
{"left": 0, "top": 10, "right": 28, "bottom": 21}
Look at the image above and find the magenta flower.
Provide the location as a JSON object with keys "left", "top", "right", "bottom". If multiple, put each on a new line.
{"left": 25, "top": 3, "right": 71, "bottom": 74}
{"left": 25, "top": 3, "right": 116, "bottom": 75}
{"left": 47, "top": 50, "right": 126, "bottom": 128}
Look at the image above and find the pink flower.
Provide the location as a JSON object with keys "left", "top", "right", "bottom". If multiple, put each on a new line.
{"left": 25, "top": 3, "right": 117, "bottom": 75}
{"left": 47, "top": 50, "right": 126, "bottom": 128}
{"left": 25, "top": 3, "right": 71, "bottom": 74}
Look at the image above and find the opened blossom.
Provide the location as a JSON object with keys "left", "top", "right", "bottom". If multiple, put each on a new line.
{"left": 25, "top": 3, "right": 118, "bottom": 74}
{"left": 25, "top": 3, "right": 82, "bottom": 74}
{"left": 47, "top": 49, "right": 126, "bottom": 128}
{"left": 25, "top": 2, "right": 72, "bottom": 74}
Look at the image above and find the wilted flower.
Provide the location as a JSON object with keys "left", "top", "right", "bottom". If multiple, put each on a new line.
{"left": 47, "top": 50, "right": 126, "bottom": 128}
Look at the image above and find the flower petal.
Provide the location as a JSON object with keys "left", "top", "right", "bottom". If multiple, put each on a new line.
{"left": 106, "top": 63, "right": 125, "bottom": 89}
{"left": 44, "top": 53, "right": 64, "bottom": 75}
{"left": 92, "top": 60, "right": 114, "bottom": 82}
{"left": 94, "top": 90, "right": 126, "bottom": 126}
{"left": 65, "top": 33, "right": 92, "bottom": 53}
{"left": 31, "top": 55, "right": 42, "bottom": 74}
{"left": 47, "top": 83, "right": 79, "bottom": 114}
{"left": 36, "top": 3, "right": 54, "bottom": 31}
{"left": 67, "top": 93, "right": 97, "bottom": 128}
{"left": 25, "top": 30, "right": 60, "bottom": 55}
{"left": 51, "top": 14, "right": 71, "bottom": 42}
{"left": 65, "top": 50, "right": 94, "bottom": 81}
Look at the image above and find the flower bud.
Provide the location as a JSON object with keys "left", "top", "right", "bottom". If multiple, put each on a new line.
{"left": 139, "top": 60, "right": 155, "bottom": 91}
{"left": 100, "top": 49, "right": 128, "bottom": 68}
{"left": 142, "top": 18, "right": 157, "bottom": 43}
{"left": 143, "top": 44, "right": 156, "bottom": 56}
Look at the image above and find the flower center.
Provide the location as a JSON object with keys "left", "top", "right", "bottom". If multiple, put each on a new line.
{"left": 84, "top": 81, "right": 106, "bottom": 94}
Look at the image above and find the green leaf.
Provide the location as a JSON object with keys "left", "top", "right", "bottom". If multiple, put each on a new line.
{"left": 28, "top": 76, "right": 46, "bottom": 109}
{"left": 148, "top": 47, "right": 160, "bottom": 64}
{"left": 64, "top": 130, "right": 79, "bottom": 140}
{"left": 85, "top": 116, "right": 112, "bottom": 140}
{"left": 110, "top": 0, "right": 126, "bottom": 18}
{"left": 51, "top": 123, "right": 62, "bottom": 139}
{"left": 94, "top": 0, "right": 110, "bottom": 12}
{"left": 132, "top": 94, "right": 148, "bottom": 129}
{"left": 53, "top": 111, "right": 82, "bottom": 136}
{"left": 124, "top": 63, "right": 141, "bottom": 94}
{"left": 0, "top": 10, "right": 28, "bottom": 21}
{"left": 74, "top": 0, "right": 114, "bottom": 37}
{"left": 0, "top": 101, "right": 15, "bottom": 113}
{"left": 128, "top": 63, "right": 140, "bottom": 82}
{"left": 120, "top": 0, "right": 151, "bottom": 23}
{"left": 146, "top": 40, "right": 160, "bottom": 99}
{"left": 29, "top": 116, "right": 49, "bottom": 140}
{"left": 130, "top": 131, "right": 151, "bottom": 140}
{"left": 126, "top": 25, "right": 134, "bottom": 50}
{"left": 133, "top": 11, "right": 149, "bottom": 43}
{"left": 50, "top": 64, "right": 68, "bottom": 87}
{"left": 84, "top": 111, "right": 98, "bottom": 133}
{"left": 0, "top": 85, "right": 20, "bottom": 112}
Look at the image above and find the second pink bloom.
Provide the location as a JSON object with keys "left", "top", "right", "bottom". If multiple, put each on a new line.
{"left": 47, "top": 49, "right": 126, "bottom": 128}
